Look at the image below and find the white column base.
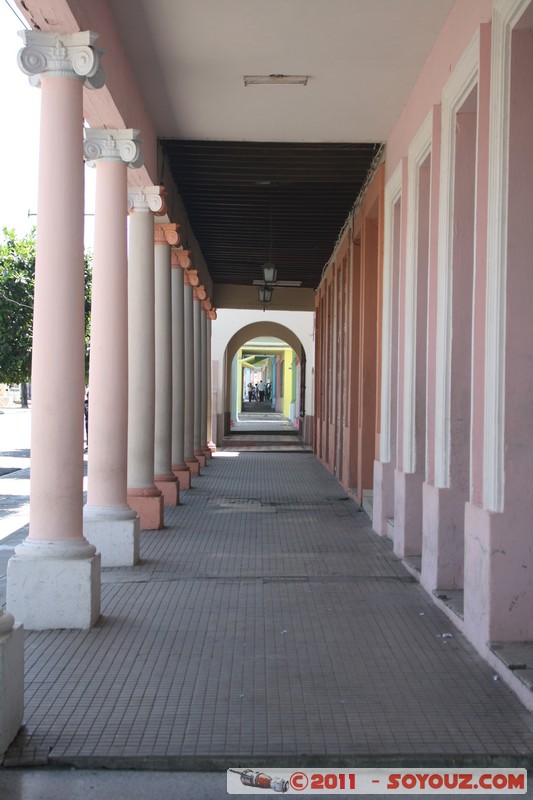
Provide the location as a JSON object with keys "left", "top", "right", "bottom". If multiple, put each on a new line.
{"left": 83, "top": 506, "right": 140, "bottom": 567}
{"left": 0, "top": 614, "right": 24, "bottom": 755}
{"left": 7, "top": 540, "right": 101, "bottom": 630}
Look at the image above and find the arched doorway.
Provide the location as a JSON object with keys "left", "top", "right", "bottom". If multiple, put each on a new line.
{"left": 235, "top": 335, "right": 302, "bottom": 428}
{"left": 221, "top": 321, "right": 311, "bottom": 445}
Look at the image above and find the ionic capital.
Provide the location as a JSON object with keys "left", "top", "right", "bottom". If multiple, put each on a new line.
{"left": 171, "top": 249, "right": 192, "bottom": 269}
{"left": 193, "top": 285, "right": 207, "bottom": 302}
{"left": 84, "top": 129, "right": 143, "bottom": 168}
{"left": 184, "top": 269, "right": 200, "bottom": 287}
{"left": 18, "top": 30, "right": 104, "bottom": 89}
{"left": 128, "top": 186, "right": 166, "bottom": 215}
{"left": 208, "top": 309, "right": 217, "bottom": 321}
{"left": 155, "top": 223, "right": 180, "bottom": 247}
{"left": 202, "top": 297, "right": 213, "bottom": 312}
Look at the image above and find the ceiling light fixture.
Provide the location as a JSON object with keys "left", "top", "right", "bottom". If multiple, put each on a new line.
{"left": 262, "top": 262, "right": 277, "bottom": 284}
{"left": 253, "top": 185, "right": 303, "bottom": 309}
{"left": 244, "top": 74, "right": 309, "bottom": 87}
{"left": 258, "top": 286, "right": 273, "bottom": 310}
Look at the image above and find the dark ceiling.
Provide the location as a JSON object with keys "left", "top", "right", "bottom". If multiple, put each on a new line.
{"left": 159, "top": 140, "right": 381, "bottom": 290}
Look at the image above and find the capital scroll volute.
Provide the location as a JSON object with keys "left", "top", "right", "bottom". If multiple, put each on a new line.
{"left": 18, "top": 30, "right": 105, "bottom": 89}
{"left": 185, "top": 269, "right": 200, "bottom": 287}
{"left": 128, "top": 186, "right": 166, "bottom": 215}
{"left": 84, "top": 129, "right": 143, "bottom": 169}
{"left": 155, "top": 223, "right": 181, "bottom": 247}
{"left": 194, "top": 285, "right": 207, "bottom": 302}
{"left": 171, "top": 249, "right": 192, "bottom": 270}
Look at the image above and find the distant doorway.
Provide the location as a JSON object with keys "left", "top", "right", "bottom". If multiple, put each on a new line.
{"left": 222, "top": 325, "right": 310, "bottom": 450}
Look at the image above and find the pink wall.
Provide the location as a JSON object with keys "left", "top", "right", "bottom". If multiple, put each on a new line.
{"left": 386, "top": 0, "right": 492, "bottom": 180}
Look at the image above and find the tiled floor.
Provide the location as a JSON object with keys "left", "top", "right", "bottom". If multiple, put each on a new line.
{"left": 2, "top": 451, "right": 533, "bottom": 769}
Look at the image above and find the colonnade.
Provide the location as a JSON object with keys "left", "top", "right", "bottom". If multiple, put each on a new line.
{"left": 0, "top": 27, "right": 216, "bottom": 752}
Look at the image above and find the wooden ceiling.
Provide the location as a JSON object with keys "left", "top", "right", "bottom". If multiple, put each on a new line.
{"left": 159, "top": 139, "right": 381, "bottom": 289}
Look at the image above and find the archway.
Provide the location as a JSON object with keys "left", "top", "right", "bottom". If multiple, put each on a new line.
{"left": 223, "top": 322, "right": 308, "bottom": 440}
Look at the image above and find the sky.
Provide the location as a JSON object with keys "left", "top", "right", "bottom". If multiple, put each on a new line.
{"left": 0, "top": 0, "right": 95, "bottom": 246}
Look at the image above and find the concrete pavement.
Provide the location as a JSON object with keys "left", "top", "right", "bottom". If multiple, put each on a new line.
{"left": 0, "top": 409, "right": 533, "bottom": 797}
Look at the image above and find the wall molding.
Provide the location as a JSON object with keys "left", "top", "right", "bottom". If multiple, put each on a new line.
{"left": 379, "top": 162, "right": 402, "bottom": 463}
{"left": 403, "top": 110, "right": 433, "bottom": 474}
{"left": 434, "top": 30, "right": 480, "bottom": 489}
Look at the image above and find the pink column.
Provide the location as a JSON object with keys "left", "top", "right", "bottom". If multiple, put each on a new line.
{"left": 171, "top": 250, "right": 191, "bottom": 489}
{"left": 7, "top": 31, "right": 104, "bottom": 630}
{"left": 82, "top": 129, "right": 142, "bottom": 566}
{"left": 154, "top": 223, "right": 180, "bottom": 506}
{"left": 205, "top": 306, "right": 217, "bottom": 454}
{"left": 193, "top": 285, "right": 207, "bottom": 467}
{"left": 127, "top": 187, "right": 165, "bottom": 530}
{"left": 200, "top": 299, "right": 212, "bottom": 459}
{"left": 184, "top": 269, "right": 201, "bottom": 475}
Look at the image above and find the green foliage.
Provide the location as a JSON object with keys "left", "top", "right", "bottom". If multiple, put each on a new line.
{"left": 0, "top": 228, "right": 35, "bottom": 384}
{"left": 0, "top": 228, "right": 93, "bottom": 384}
{"left": 84, "top": 251, "right": 93, "bottom": 379}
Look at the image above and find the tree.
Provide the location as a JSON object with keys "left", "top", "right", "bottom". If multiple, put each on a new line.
{"left": 0, "top": 228, "right": 92, "bottom": 403}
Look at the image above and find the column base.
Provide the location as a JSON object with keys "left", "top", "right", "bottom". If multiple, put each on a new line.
{"left": 194, "top": 451, "right": 207, "bottom": 467}
{"left": 203, "top": 446, "right": 212, "bottom": 460}
{"left": 465, "top": 502, "right": 533, "bottom": 646}
{"left": 208, "top": 441, "right": 217, "bottom": 454}
{"left": 127, "top": 488, "right": 164, "bottom": 530}
{"left": 172, "top": 465, "right": 191, "bottom": 490}
{"left": 155, "top": 476, "right": 180, "bottom": 506}
{"left": 0, "top": 617, "right": 24, "bottom": 755}
{"left": 393, "top": 469, "right": 423, "bottom": 558}
{"left": 421, "top": 482, "right": 466, "bottom": 593}
{"left": 185, "top": 458, "right": 201, "bottom": 476}
{"left": 83, "top": 506, "right": 140, "bottom": 567}
{"left": 372, "top": 460, "right": 395, "bottom": 537}
{"left": 7, "top": 539, "right": 101, "bottom": 630}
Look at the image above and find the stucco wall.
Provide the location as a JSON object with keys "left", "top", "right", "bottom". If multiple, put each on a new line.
{"left": 385, "top": 0, "right": 492, "bottom": 180}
